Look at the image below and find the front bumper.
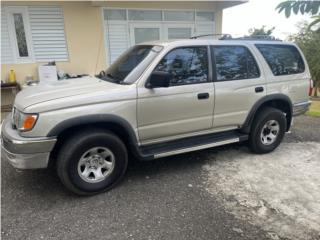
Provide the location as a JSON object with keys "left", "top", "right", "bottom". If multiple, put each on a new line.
{"left": 1, "top": 115, "right": 57, "bottom": 169}
{"left": 293, "top": 101, "right": 312, "bottom": 116}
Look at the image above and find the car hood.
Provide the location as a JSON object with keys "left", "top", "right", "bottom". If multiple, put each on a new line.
{"left": 15, "top": 77, "right": 134, "bottom": 111}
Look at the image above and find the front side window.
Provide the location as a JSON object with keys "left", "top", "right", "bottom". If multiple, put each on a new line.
{"left": 154, "top": 47, "right": 209, "bottom": 86}
{"left": 256, "top": 44, "right": 305, "bottom": 76}
{"left": 212, "top": 46, "right": 260, "bottom": 81}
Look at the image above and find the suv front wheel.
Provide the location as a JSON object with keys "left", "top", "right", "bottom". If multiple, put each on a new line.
{"left": 56, "top": 129, "right": 128, "bottom": 195}
{"left": 249, "top": 107, "right": 287, "bottom": 154}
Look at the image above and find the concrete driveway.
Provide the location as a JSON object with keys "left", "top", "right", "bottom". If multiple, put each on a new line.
{"left": 1, "top": 115, "right": 320, "bottom": 240}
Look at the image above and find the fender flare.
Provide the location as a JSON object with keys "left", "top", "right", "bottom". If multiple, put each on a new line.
{"left": 242, "top": 94, "right": 293, "bottom": 133}
{"left": 47, "top": 114, "right": 139, "bottom": 146}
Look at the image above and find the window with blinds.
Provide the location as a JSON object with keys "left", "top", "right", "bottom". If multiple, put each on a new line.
{"left": 1, "top": 6, "right": 68, "bottom": 64}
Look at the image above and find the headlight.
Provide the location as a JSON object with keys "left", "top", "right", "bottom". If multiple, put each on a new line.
{"left": 12, "top": 108, "right": 38, "bottom": 131}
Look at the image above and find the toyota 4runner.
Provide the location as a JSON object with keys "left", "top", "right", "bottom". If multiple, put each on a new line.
{"left": 1, "top": 38, "right": 312, "bottom": 195}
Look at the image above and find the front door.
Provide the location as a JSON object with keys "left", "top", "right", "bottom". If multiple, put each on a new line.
{"left": 129, "top": 23, "right": 162, "bottom": 45}
{"left": 137, "top": 46, "right": 214, "bottom": 144}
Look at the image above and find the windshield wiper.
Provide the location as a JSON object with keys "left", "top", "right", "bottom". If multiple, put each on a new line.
{"left": 98, "top": 73, "right": 120, "bottom": 83}
{"left": 106, "top": 73, "right": 116, "bottom": 80}
{"left": 96, "top": 71, "right": 126, "bottom": 84}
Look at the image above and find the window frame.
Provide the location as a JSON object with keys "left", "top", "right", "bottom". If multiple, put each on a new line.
{"left": 6, "top": 6, "right": 34, "bottom": 64}
{"left": 255, "top": 43, "right": 305, "bottom": 76}
{"left": 210, "top": 45, "right": 261, "bottom": 82}
{"left": 147, "top": 45, "right": 212, "bottom": 88}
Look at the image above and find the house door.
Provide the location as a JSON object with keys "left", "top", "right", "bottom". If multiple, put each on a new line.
{"left": 129, "top": 23, "right": 162, "bottom": 45}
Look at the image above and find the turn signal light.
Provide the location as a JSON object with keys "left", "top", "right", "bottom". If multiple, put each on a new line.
{"left": 22, "top": 114, "right": 38, "bottom": 131}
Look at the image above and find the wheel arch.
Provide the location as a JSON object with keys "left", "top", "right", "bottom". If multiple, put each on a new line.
{"left": 47, "top": 115, "right": 140, "bottom": 165}
{"left": 242, "top": 94, "right": 293, "bottom": 133}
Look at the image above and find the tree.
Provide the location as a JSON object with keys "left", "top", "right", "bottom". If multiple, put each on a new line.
{"left": 289, "top": 22, "right": 320, "bottom": 96}
{"left": 248, "top": 26, "right": 275, "bottom": 37}
{"left": 276, "top": 1, "right": 320, "bottom": 30}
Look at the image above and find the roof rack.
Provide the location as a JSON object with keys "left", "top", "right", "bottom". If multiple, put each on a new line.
{"left": 190, "top": 33, "right": 232, "bottom": 40}
{"left": 224, "top": 35, "right": 282, "bottom": 41}
{"left": 190, "top": 34, "right": 281, "bottom": 41}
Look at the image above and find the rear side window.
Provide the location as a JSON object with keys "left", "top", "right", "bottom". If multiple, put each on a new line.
{"left": 255, "top": 44, "right": 305, "bottom": 76}
{"left": 211, "top": 46, "right": 260, "bottom": 81}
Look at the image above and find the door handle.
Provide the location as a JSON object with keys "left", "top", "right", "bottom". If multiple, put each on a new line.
{"left": 198, "top": 93, "right": 209, "bottom": 100}
{"left": 255, "top": 86, "right": 264, "bottom": 93}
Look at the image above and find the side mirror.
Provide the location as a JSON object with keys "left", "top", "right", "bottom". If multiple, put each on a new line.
{"left": 146, "top": 71, "right": 171, "bottom": 88}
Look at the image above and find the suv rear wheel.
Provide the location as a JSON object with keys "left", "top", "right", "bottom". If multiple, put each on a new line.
{"left": 56, "top": 129, "right": 128, "bottom": 195}
{"left": 249, "top": 107, "right": 287, "bottom": 154}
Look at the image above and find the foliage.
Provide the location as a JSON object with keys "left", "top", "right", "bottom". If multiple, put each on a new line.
{"left": 276, "top": 1, "right": 320, "bottom": 18}
{"left": 289, "top": 22, "right": 320, "bottom": 94}
{"left": 306, "top": 101, "right": 320, "bottom": 117}
{"left": 276, "top": 1, "right": 320, "bottom": 30}
{"left": 309, "top": 15, "right": 320, "bottom": 29}
{"left": 248, "top": 26, "right": 275, "bottom": 36}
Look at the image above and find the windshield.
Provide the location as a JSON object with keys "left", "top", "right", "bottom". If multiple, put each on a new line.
{"left": 102, "top": 45, "right": 162, "bottom": 84}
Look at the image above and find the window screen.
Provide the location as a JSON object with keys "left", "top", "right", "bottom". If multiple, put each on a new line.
{"left": 196, "top": 12, "right": 214, "bottom": 21}
{"left": 155, "top": 47, "right": 208, "bottom": 86}
{"left": 164, "top": 11, "right": 195, "bottom": 21}
{"left": 104, "top": 9, "right": 127, "bottom": 21}
{"left": 128, "top": 10, "right": 162, "bottom": 21}
{"left": 168, "top": 28, "right": 192, "bottom": 40}
{"left": 256, "top": 44, "right": 305, "bottom": 76}
{"left": 212, "top": 46, "right": 260, "bottom": 81}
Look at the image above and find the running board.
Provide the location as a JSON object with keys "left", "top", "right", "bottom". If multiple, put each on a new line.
{"left": 138, "top": 130, "right": 248, "bottom": 160}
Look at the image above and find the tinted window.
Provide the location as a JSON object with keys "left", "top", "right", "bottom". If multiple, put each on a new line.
{"left": 212, "top": 46, "right": 260, "bottom": 81}
{"left": 106, "top": 45, "right": 157, "bottom": 82}
{"left": 256, "top": 44, "right": 305, "bottom": 76}
{"left": 154, "top": 47, "right": 208, "bottom": 86}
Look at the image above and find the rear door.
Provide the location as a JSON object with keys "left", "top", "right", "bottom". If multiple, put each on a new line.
{"left": 211, "top": 44, "right": 266, "bottom": 129}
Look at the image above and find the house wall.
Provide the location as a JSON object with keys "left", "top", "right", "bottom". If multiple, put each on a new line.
{"left": 1, "top": 1, "right": 223, "bottom": 84}
{"left": 1, "top": 2, "right": 106, "bottom": 83}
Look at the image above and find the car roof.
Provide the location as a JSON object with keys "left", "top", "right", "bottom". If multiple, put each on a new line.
{"left": 140, "top": 38, "right": 296, "bottom": 47}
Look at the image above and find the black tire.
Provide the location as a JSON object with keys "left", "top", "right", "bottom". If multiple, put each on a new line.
{"left": 249, "top": 107, "right": 287, "bottom": 154}
{"left": 56, "top": 128, "right": 128, "bottom": 195}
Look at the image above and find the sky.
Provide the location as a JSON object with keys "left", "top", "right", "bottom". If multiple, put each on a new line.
{"left": 223, "top": 0, "right": 312, "bottom": 40}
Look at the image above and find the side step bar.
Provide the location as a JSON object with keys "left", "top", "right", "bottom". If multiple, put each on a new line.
{"left": 138, "top": 130, "right": 248, "bottom": 160}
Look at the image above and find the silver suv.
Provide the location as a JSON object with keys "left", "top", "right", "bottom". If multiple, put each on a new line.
{"left": 1, "top": 38, "right": 312, "bottom": 195}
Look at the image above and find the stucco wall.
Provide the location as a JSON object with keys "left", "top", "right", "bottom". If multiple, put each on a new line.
{"left": 1, "top": 1, "right": 223, "bottom": 84}
{"left": 1, "top": 2, "right": 106, "bottom": 84}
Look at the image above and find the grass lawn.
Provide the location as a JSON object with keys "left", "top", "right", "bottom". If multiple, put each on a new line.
{"left": 306, "top": 100, "right": 320, "bottom": 117}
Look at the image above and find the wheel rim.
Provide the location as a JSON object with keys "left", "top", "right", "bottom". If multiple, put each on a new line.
{"left": 260, "top": 120, "right": 280, "bottom": 145}
{"left": 77, "top": 147, "right": 115, "bottom": 183}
